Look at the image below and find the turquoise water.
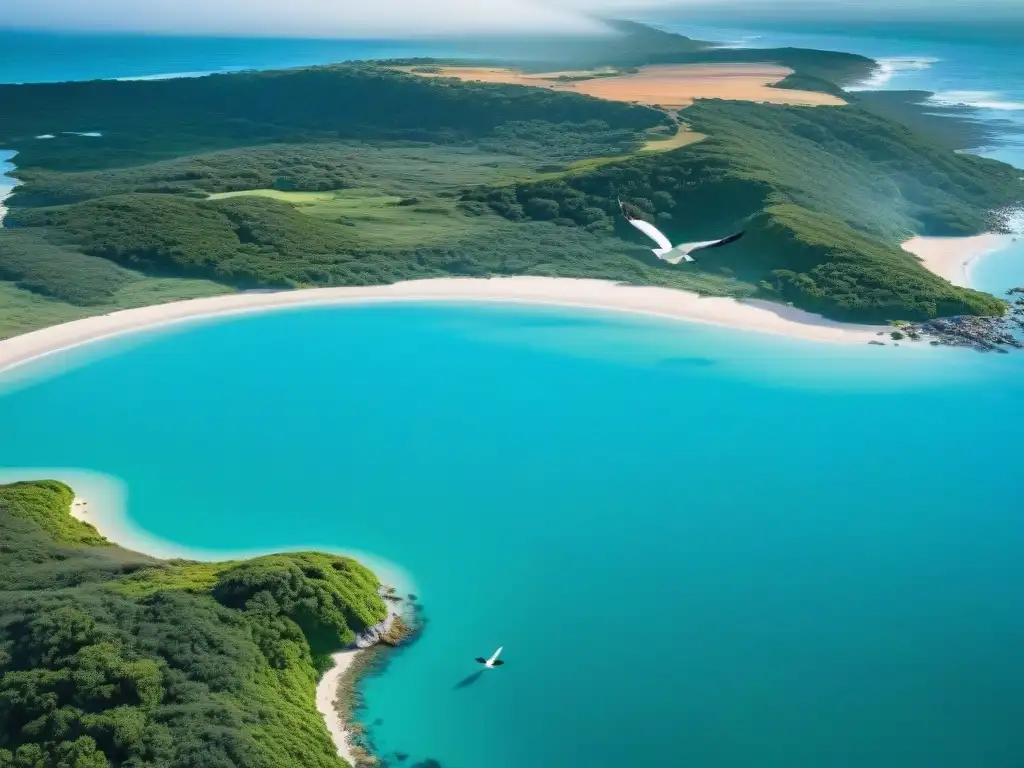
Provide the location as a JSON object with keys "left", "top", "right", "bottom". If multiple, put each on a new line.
{"left": 2, "top": 304, "right": 1023, "bottom": 768}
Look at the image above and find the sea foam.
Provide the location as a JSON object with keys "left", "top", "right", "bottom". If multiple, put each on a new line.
{"left": 928, "top": 90, "right": 1024, "bottom": 111}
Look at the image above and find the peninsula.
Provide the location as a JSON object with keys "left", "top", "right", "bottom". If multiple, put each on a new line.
{"left": 0, "top": 478, "right": 410, "bottom": 768}
{"left": 1, "top": 21, "right": 1021, "bottom": 344}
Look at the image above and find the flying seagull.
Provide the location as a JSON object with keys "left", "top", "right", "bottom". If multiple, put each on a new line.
{"left": 618, "top": 199, "right": 744, "bottom": 264}
{"left": 475, "top": 646, "right": 505, "bottom": 668}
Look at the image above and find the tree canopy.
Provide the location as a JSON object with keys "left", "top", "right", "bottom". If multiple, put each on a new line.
{"left": 0, "top": 480, "right": 387, "bottom": 768}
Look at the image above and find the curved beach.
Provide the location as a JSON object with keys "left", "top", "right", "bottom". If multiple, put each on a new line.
{"left": 0, "top": 276, "right": 888, "bottom": 374}
{"left": 902, "top": 233, "right": 1015, "bottom": 287}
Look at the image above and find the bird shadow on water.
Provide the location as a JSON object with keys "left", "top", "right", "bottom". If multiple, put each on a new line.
{"left": 453, "top": 670, "right": 485, "bottom": 689}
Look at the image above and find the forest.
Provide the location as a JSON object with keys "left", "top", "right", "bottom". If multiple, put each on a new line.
{"left": 464, "top": 98, "right": 1019, "bottom": 320}
{"left": 0, "top": 64, "right": 669, "bottom": 172}
{"left": 1, "top": 21, "right": 1021, "bottom": 335}
{"left": 0, "top": 480, "right": 386, "bottom": 768}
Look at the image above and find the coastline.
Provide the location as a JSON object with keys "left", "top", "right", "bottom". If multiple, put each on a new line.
{"left": 317, "top": 650, "right": 365, "bottom": 767}
{"left": 0, "top": 276, "right": 889, "bottom": 376}
{"left": 0, "top": 466, "right": 415, "bottom": 768}
{"left": 0, "top": 148, "right": 15, "bottom": 226}
{"left": 902, "top": 233, "right": 1016, "bottom": 288}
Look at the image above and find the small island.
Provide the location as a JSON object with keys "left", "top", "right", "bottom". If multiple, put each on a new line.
{"left": 0, "top": 479, "right": 414, "bottom": 767}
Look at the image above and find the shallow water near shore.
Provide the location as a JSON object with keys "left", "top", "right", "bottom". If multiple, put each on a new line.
{"left": 2, "top": 303, "right": 1023, "bottom": 768}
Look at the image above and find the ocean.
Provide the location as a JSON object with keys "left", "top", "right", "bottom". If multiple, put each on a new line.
{"left": 2, "top": 18, "right": 1024, "bottom": 768}
{"left": 1, "top": 304, "right": 1022, "bottom": 768}
{"left": 0, "top": 30, "right": 475, "bottom": 85}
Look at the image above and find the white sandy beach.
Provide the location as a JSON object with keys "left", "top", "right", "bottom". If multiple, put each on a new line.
{"left": 902, "top": 233, "right": 1015, "bottom": 288}
{"left": 316, "top": 649, "right": 365, "bottom": 767}
{"left": 0, "top": 277, "right": 889, "bottom": 376}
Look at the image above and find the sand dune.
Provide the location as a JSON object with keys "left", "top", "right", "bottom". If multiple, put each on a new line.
{"left": 403, "top": 63, "right": 846, "bottom": 109}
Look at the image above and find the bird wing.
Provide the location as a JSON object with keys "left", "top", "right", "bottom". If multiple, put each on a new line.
{"left": 626, "top": 218, "right": 674, "bottom": 252}
{"left": 676, "top": 231, "right": 745, "bottom": 257}
{"left": 488, "top": 647, "right": 503, "bottom": 664}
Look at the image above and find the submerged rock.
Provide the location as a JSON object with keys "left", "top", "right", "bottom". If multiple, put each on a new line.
{"left": 904, "top": 313, "right": 1024, "bottom": 353}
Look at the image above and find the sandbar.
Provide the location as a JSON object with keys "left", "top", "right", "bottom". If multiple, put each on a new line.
{"left": 0, "top": 277, "right": 889, "bottom": 376}
{"left": 902, "top": 233, "right": 1014, "bottom": 288}
{"left": 402, "top": 63, "right": 846, "bottom": 109}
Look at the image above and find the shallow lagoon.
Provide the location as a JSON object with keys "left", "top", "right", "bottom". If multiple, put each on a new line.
{"left": 2, "top": 303, "right": 1022, "bottom": 768}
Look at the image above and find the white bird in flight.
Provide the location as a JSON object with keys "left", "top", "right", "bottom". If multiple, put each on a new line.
{"left": 475, "top": 646, "right": 505, "bottom": 668}
{"left": 618, "top": 198, "right": 745, "bottom": 264}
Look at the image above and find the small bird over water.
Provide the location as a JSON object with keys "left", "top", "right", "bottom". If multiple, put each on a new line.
{"left": 618, "top": 198, "right": 745, "bottom": 264}
{"left": 475, "top": 646, "right": 505, "bottom": 668}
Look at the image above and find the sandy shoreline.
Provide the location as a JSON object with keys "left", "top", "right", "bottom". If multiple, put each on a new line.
{"left": 902, "top": 233, "right": 1015, "bottom": 287}
{"left": 0, "top": 277, "right": 889, "bottom": 376}
{"left": 0, "top": 466, "right": 414, "bottom": 767}
{"left": 317, "top": 650, "right": 365, "bottom": 767}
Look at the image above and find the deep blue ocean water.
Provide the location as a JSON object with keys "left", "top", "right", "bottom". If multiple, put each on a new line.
{"left": 3, "top": 18, "right": 1024, "bottom": 768}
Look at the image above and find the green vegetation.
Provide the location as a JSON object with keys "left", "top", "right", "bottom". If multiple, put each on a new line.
{"left": 0, "top": 480, "right": 387, "bottom": 768}
{"left": 467, "top": 98, "right": 1020, "bottom": 321}
{"left": 0, "top": 65, "right": 667, "bottom": 172}
{"left": 770, "top": 72, "right": 849, "bottom": 98}
{"left": 0, "top": 21, "right": 1021, "bottom": 335}
{"left": 9, "top": 190, "right": 747, "bottom": 296}
{"left": 851, "top": 89, "right": 1000, "bottom": 150}
{"left": 0, "top": 229, "right": 134, "bottom": 305}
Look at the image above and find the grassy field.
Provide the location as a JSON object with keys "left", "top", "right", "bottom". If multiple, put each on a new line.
{"left": 207, "top": 189, "right": 337, "bottom": 204}
{"left": 642, "top": 129, "right": 707, "bottom": 152}
{"left": 210, "top": 187, "right": 489, "bottom": 249}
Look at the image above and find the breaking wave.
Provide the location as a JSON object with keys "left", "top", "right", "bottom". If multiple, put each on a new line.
{"left": 927, "top": 90, "right": 1024, "bottom": 111}
{"left": 847, "top": 56, "right": 939, "bottom": 91}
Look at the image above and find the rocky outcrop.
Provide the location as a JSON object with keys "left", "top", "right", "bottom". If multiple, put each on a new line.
{"left": 354, "top": 612, "right": 401, "bottom": 649}
{"left": 899, "top": 290, "right": 1024, "bottom": 353}
{"left": 351, "top": 585, "right": 423, "bottom": 649}
{"left": 353, "top": 585, "right": 406, "bottom": 649}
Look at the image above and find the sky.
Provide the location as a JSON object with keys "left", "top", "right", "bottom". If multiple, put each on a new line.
{"left": 1, "top": 0, "right": 1021, "bottom": 37}
{"left": 0, "top": 0, "right": 667, "bottom": 37}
